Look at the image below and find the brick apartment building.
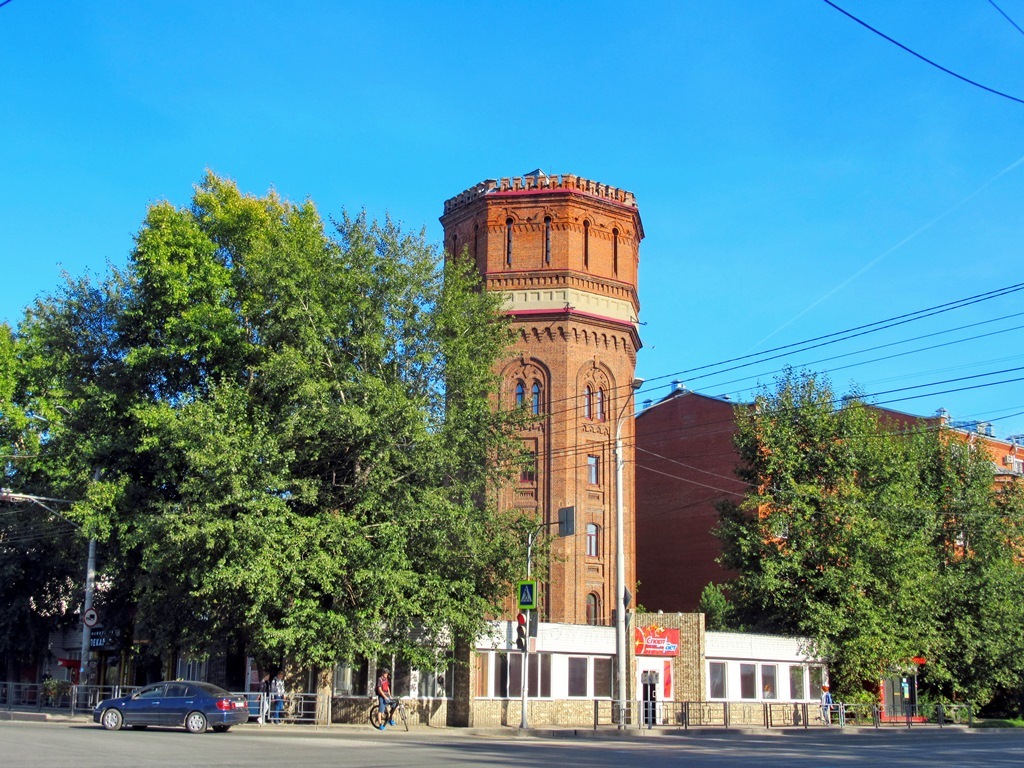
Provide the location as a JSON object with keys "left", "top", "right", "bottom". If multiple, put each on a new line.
{"left": 635, "top": 387, "right": 1024, "bottom": 613}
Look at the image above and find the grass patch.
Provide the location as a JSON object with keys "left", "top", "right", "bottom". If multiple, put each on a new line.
{"left": 971, "top": 718, "right": 1024, "bottom": 728}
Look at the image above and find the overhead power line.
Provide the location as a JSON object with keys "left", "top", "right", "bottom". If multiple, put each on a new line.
{"left": 687, "top": 314, "right": 1024, "bottom": 394}
{"left": 987, "top": 0, "right": 1024, "bottom": 39}
{"left": 821, "top": 0, "right": 1024, "bottom": 105}
{"left": 644, "top": 282, "right": 1024, "bottom": 389}
{"left": 517, "top": 281, "right": 1024, "bottom": 436}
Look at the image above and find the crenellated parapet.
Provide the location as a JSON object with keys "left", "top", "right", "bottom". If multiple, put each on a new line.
{"left": 443, "top": 173, "right": 637, "bottom": 216}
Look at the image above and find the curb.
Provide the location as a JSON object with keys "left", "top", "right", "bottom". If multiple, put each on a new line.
{"left": 0, "top": 710, "right": 979, "bottom": 738}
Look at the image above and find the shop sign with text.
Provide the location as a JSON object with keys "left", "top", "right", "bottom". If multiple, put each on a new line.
{"left": 634, "top": 625, "right": 680, "bottom": 656}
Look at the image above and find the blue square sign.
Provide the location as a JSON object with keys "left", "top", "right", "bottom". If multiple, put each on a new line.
{"left": 517, "top": 580, "right": 538, "bottom": 610}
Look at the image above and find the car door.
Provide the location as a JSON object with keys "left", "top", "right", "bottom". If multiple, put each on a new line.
{"left": 121, "top": 683, "right": 166, "bottom": 726}
{"left": 161, "top": 683, "right": 192, "bottom": 727}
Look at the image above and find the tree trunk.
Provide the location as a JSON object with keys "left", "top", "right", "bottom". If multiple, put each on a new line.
{"left": 314, "top": 667, "right": 333, "bottom": 725}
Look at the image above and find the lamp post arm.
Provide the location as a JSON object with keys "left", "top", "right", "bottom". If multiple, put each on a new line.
{"left": 0, "top": 490, "right": 77, "bottom": 518}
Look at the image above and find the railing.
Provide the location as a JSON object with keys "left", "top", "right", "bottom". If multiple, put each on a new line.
{"left": 2, "top": 683, "right": 328, "bottom": 726}
{"left": 595, "top": 699, "right": 973, "bottom": 731}
{"left": 1, "top": 683, "right": 139, "bottom": 715}
{"left": 70, "top": 685, "right": 139, "bottom": 715}
{"left": 3, "top": 684, "right": 976, "bottom": 732}
{"left": 234, "top": 691, "right": 268, "bottom": 723}
{"left": 935, "top": 703, "right": 973, "bottom": 727}
{"left": 595, "top": 700, "right": 731, "bottom": 730}
{"left": 1, "top": 683, "right": 41, "bottom": 710}
{"left": 262, "top": 692, "right": 329, "bottom": 727}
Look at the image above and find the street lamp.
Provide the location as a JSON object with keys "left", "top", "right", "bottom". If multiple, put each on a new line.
{"left": 614, "top": 376, "right": 643, "bottom": 727}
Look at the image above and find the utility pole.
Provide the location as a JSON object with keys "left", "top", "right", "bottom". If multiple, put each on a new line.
{"left": 79, "top": 535, "right": 96, "bottom": 683}
{"left": 614, "top": 378, "right": 644, "bottom": 728}
{"left": 77, "top": 469, "right": 101, "bottom": 684}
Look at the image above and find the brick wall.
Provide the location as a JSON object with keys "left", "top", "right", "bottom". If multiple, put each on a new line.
{"left": 635, "top": 391, "right": 748, "bottom": 612}
{"left": 441, "top": 173, "right": 644, "bottom": 627}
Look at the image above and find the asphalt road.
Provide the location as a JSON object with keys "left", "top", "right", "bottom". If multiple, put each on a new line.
{"left": 2, "top": 721, "right": 1023, "bottom": 767}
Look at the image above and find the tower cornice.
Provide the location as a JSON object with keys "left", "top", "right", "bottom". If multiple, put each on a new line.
{"left": 441, "top": 173, "right": 643, "bottom": 240}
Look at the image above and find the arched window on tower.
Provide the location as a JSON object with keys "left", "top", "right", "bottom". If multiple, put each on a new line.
{"left": 544, "top": 216, "right": 552, "bottom": 265}
{"left": 473, "top": 223, "right": 479, "bottom": 261}
{"left": 531, "top": 382, "right": 542, "bottom": 415}
{"left": 583, "top": 386, "right": 593, "bottom": 420}
{"left": 451, "top": 234, "right": 458, "bottom": 257}
{"left": 583, "top": 220, "right": 590, "bottom": 269}
{"left": 612, "top": 228, "right": 619, "bottom": 276}
{"left": 586, "top": 523, "right": 599, "bottom": 557}
{"left": 515, "top": 381, "right": 525, "bottom": 408}
{"left": 586, "top": 593, "right": 601, "bottom": 626}
{"left": 596, "top": 388, "right": 605, "bottom": 421}
{"left": 506, "top": 218, "right": 514, "bottom": 267}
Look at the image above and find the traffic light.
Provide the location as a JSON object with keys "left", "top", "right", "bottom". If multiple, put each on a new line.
{"left": 515, "top": 612, "right": 528, "bottom": 651}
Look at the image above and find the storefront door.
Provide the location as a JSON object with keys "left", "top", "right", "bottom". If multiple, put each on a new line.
{"left": 635, "top": 657, "right": 674, "bottom": 725}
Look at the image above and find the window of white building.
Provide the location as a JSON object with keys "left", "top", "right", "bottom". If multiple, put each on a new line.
{"left": 709, "top": 661, "right": 727, "bottom": 699}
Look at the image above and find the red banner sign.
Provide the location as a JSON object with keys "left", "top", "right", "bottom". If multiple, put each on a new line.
{"left": 634, "top": 626, "right": 680, "bottom": 656}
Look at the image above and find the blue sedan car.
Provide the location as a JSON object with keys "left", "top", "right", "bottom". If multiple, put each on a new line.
{"left": 93, "top": 681, "right": 248, "bottom": 733}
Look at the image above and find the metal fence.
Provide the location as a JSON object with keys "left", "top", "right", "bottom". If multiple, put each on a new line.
{"left": 596, "top": 700, "right": 731, "bottom": 729}
{"left": 1, "top": 683, "right": 333, "bottom": 727}
{"left": 594, "top": 698, "right": 973, "bottom": 731}
{"left": 261, "top": 692, "right": 329, "bottom": 727}
{"left": 2, "top": 683, "right": 975, "bottom": 731}
{"left": 1, "top": 683, "right": 139, "bottom": 716}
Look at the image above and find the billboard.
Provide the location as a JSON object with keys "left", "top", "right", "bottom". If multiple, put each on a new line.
{"left": 634, "top": 625, "right": 680, "bottom": 656}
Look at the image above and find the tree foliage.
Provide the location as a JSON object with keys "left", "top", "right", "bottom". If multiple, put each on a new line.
{"left": 0, "top": 321, "right": 91, "bottom": 677}
{"left": 715, "top": 368, "right": 1024, "bottom": 706}
{"left": 2, "top": 173, "right": 527, "bottom": 675}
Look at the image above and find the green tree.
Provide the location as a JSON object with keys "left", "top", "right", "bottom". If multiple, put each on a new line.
{"left": 916, "top": 437, "right": 1024, "bottom": 705}
{"left": 5, "top": 173, "right": 527, "bottom": 693}
{"left": 0, "top": 320, "right": 94, "bottom": 680}
{"left": 697, "top": 582, "right": 735, "bottom": 631}
{"left": 716, "top": 369, "right": 939, "bottom": 697}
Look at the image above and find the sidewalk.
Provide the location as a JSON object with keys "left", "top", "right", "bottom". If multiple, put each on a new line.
{"left": 0, "top": 707, "right": 977, "bottom": 739}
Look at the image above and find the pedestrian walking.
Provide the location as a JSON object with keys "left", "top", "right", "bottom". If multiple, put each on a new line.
{"left": 820, "top": 684, "right": 834, "bottom": 725}
{"left": 271, "top": 671, "right": 286, "bottom": 724}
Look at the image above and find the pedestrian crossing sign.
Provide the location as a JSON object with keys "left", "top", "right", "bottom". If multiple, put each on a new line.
{"left": 517, "top": 580, "right": 538, "bottom": 610}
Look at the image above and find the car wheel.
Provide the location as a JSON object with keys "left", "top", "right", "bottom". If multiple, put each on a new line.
{"left": 212, "top": 725, "right": 230, "bottom": 733}
{"left": 185, "top": 711, "right": 208, "bottom": 734}
{"left": 101, "top": 708, "right": 123, "bottom": 731}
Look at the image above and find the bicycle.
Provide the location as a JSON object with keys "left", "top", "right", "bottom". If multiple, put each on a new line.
{"left": 368, "top": 697, "right": 409, "bottom": 731}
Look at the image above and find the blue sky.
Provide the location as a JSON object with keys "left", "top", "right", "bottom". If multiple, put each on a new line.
{"left": 2, "top": 1, "right": 1023, "bottom": 439}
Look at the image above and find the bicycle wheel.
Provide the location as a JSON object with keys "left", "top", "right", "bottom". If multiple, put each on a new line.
{"left": 399, "top": 701, "right": 409, "bottom": 731}
{"left": 368, "top": 704, "right": 384, "bottom": 729}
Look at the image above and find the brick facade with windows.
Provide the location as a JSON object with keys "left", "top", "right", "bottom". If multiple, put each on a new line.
{"left": 441, "top": 172, "right": 643, "bottom": 626}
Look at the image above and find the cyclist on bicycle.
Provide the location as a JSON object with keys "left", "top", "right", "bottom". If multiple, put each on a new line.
{"left": 375, "top": 668, "right": 398, "bottom": 729}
